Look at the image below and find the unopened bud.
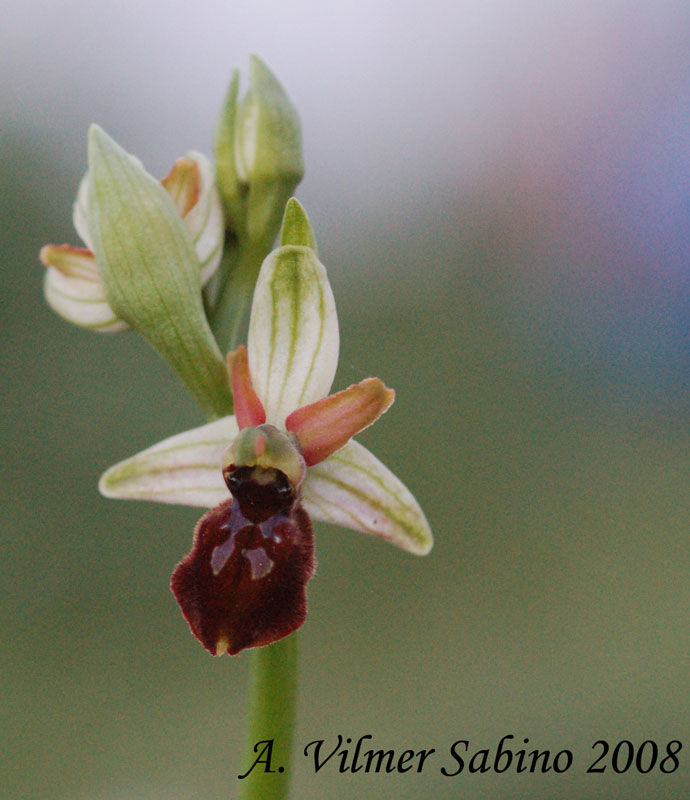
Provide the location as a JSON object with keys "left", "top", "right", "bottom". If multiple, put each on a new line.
{"left": 215, "top": 55, "right": 304, "bottom": 245}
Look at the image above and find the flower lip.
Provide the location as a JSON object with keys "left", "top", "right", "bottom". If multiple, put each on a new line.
{"left": 171, "top": 495, "right": 315, "bottom": 656}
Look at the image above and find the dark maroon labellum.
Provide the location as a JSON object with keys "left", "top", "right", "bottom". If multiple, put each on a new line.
{"left": 171, "top": 467, "right": 315, "bottom": 656}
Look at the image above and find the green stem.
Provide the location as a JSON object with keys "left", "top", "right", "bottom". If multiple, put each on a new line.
{"left": 238, "top": 635, "right": 298, "bottom": 800}
{"left": 211, "top": 237, "right": 272, "bottom": 352}
{"left": 208, "top": 232, "right": 297, "bottom": 799}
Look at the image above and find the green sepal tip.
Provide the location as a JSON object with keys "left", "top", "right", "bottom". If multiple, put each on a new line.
{"left": 279, "top": 198, "right": 318, "bottom": 254}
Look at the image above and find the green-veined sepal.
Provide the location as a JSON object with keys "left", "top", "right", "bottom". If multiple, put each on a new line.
{"left": 302, "top": 440, "right": 433, "bottom": 555}
{"left": 247, "top": 244, "right": 339, "bottom": 427}
{"left": 99, "top": 416, "right": 238, "bottom": 508}
{"left": 100, "top": 420, "right": 433, "bottom": 556}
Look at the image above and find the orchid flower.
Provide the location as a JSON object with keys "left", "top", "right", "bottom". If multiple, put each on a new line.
{"left": 40, "top": 152, "right": 223, "bottom": 332}
{"left": 99, "top": 200, "right": 432, "bottom": 656}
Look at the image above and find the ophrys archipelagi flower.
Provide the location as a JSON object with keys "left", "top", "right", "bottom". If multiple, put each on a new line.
{"left": 99, "top": 200, "right": 432, "bottom": 655}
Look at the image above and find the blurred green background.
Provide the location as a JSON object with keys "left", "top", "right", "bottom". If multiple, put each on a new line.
{"left": 2, "top": 2, "right": 689, "bottom": 798}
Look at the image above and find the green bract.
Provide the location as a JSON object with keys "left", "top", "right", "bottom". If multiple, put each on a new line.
{"left": 86, "top": 126, "right": 232, "bottom": 419}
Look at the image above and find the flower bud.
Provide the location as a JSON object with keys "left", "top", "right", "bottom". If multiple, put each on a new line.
{"left": 215, "top": 55, "right": 304, "bottom": 245}
{"left": 40, "top": 244, "right": 128, "bottom": 332}
{"left": 41, "top": 150, "right": 224, "bottom": 334}
{"left": 160, "top": 153, "right": 225, "bottom": 284}
{"left": 86, "top": 125, "right": 232, "bottom": 419}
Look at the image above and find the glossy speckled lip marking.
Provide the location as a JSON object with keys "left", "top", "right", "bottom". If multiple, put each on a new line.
{"left": 244, "top": 547, "right": 274, "bottom": 580}
{"left": 170, "top": 467, "right": 315, "bottom": 656}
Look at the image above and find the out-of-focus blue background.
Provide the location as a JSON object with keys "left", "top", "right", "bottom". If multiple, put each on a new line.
{"left": 2, "top": 2, "right": 689, "bottom": 798}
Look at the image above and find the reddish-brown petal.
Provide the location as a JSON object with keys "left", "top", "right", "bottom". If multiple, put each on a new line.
{"left": 285, "top": 378, "right": 395, "bottom": 466}
{"left": 170, "top": 497, "right": 315, "bottom": 656}
{"left": 227, "top": 345, "right": 267, "bottom": 429}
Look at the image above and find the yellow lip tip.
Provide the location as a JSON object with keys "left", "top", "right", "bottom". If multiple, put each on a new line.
{"left": 215, "top": 636, "right": 230, "bottom": 656}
